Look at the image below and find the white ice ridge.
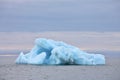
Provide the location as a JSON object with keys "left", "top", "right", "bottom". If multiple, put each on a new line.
{"left": 16, "top": 38, "right": 105, "bottom": 65}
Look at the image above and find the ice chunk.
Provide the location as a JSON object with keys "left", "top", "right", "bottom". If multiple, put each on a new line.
{"left": 16, "top": 38, "right": 105, "bottom": 65}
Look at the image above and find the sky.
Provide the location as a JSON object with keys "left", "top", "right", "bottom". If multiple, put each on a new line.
{"left": 0, "top": 32, "right": 120, "bottom": 52}
{"left": 0, "top": 0, "right": 120, "bottom": 32}
{"left": 0, "top": 0, "right": 120, "bottom": 52}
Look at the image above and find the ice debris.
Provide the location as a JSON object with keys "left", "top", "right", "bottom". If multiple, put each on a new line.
{"left": 16, "top": 38, "right": 105, "bottom": 65}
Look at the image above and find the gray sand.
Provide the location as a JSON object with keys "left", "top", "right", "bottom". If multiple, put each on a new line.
{"left": 0, "top": 55, "right": 120, "bottom": 80}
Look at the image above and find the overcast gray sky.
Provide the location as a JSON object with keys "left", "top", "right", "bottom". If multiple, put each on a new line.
{"left": 0, "top": 0, "right": 120, "bottom": 32}
{"left": 0, "top": 32, "right": 120, "bottom": 51}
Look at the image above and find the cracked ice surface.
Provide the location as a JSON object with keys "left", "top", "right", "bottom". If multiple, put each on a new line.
{"left": 16, "top": 38, "right": 105, "bottom": 65}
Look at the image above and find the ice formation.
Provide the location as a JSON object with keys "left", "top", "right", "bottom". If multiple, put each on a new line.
{"left": 16, "top": 38, "right": 105, "bottom": 65}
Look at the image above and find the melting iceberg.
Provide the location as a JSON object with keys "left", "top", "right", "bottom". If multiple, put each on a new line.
{"left": 16, "top": 38, "right": 105, "bottom": 65}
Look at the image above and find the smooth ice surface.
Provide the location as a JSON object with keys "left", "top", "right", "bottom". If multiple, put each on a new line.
{"left": 16, "top": 38, "right": 105, "bottom": 65}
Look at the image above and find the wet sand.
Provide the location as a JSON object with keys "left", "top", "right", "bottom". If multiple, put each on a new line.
{"left": 0, "top": 55, "right": 120, "bottom": 80}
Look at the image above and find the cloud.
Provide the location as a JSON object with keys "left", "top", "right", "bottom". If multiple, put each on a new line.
{"left": 0, "top": 0, "right": 73, "bottom": 3}
{"left": 0, "top": 0, "right": 74, "bottom": 8}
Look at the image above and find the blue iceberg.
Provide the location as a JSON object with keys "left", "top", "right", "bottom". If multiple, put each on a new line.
{"left": 16, "top": 38, "right": 105, "bottom": 65}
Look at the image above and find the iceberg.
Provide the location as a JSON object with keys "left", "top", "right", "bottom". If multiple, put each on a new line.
{"left": 16, "top": 38, "right": 105, "bottom": 65}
